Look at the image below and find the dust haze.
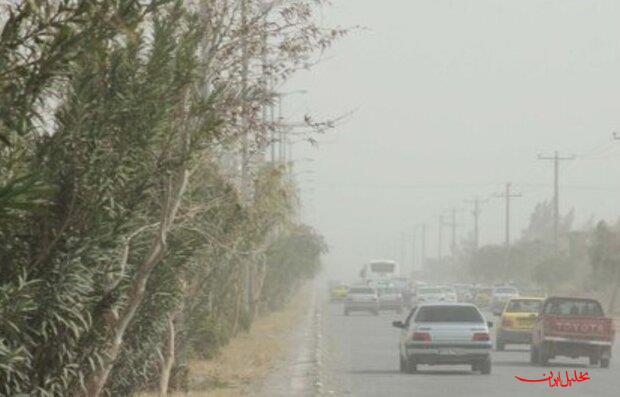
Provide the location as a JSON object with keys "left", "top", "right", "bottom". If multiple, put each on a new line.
{"left": 289, "top": 0, "right": 620, "bottom": 282}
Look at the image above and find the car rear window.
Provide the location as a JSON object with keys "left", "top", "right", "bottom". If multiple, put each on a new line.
{"left": 543, "top": 299, "right": 604, "bottom": 316}
{"left": 506, "top": 300, "right": 542, "bottom": 313}
{"left": 415, "top": 306, "right": 484, "bottom": 323}
{"left": 349, "top": 287, "right": 374, "bottom": 294}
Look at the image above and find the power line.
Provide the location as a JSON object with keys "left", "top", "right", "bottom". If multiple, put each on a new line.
{"left": 436, "top": 215, "right": 444, "bottom": 260}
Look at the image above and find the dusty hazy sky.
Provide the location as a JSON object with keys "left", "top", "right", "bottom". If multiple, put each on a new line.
{"left": 285, "top": 0, "right": 620, "bottom": 282}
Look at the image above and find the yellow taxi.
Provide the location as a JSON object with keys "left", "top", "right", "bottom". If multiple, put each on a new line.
{"left": 474, "top": 287, "right": 493, "bottom": 308}
{"left": 496, "top": 297, "right": 544, "bottom": 351}
{"left": 329, "top": 284, "right": 349, "bottom": 301}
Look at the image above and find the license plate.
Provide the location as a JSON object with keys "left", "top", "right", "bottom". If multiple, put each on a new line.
{"left": 439, "top": 349, "right": 457, "bottom": 355}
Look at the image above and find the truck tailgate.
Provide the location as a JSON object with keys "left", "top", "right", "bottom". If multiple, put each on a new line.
{"left": 545, "top": 315, "right": 614, "bottom": 341}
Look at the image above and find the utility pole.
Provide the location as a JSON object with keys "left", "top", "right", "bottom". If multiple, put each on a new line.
{"left": 537, "top": 151, "right": 575, "bottom": 252}
{"left": 437, "top": 215, "right": 444, "bottom": 261}
{"left": 495, "top": 183, "right": 522, "bottom": 247}
{"left": 465, "top": 197, "right": 488, "bottom": 250}
{"left": 443, "top": 208, "right": 463, "bottom": 254}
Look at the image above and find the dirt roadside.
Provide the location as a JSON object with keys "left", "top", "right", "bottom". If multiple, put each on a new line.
{"left": 135, "top": 283, "right": 318, "bottom": 397}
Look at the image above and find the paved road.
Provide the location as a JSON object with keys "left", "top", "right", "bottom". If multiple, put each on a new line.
{"left": 319, "top": 299, "right": 620, "bottom": 396}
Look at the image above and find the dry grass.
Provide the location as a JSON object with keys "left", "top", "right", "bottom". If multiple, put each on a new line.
{"left": 135, "top": 286, "right": 309, "bottom": 397}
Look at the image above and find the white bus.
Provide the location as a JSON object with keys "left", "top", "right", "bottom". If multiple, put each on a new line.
{"left": 360, "top": 259, "right": 400, "bottom": 284}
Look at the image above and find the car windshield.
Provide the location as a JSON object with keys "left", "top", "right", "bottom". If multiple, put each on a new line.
{"left": 419, "top": 288, "right": 442, "bottom": 294}
{"left": 415, "top": 306, "right": 484, "bottom": 323}
{"left": 505, "top": 300, "right": 542, "bottom": 313}
{"left": 543, "top": 299, "right": 604, "bottom": 316}
{"left": 349, "top": 287, "right": 374, "bottom": 294}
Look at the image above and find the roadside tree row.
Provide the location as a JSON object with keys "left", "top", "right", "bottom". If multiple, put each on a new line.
{"left": 0, "top": 1, "right": 336, "bottom": 395}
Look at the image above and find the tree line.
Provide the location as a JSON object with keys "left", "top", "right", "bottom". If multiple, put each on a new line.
{"left": 0, "top": 1, "right": 336, "bottom": 395}
{"left": 423, "top": 199, "right": 620, "bottom": 313}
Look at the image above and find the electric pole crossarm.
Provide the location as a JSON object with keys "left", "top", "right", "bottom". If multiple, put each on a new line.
{"left": 537, "top": 151, "right": 575, "bottom": 253}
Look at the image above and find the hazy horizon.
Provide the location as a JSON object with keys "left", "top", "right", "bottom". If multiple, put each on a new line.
{"left": 285, "top": 0, "right": 620, "bottom": 282}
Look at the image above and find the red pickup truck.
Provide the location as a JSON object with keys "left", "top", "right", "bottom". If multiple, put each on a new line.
{"left": 531, "top": 297, "right": 615, "bottom": 368}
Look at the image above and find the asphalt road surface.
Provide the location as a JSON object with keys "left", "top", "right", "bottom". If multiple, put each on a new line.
{"left": 320, "top": 299, "right": 620, "bottom": 396}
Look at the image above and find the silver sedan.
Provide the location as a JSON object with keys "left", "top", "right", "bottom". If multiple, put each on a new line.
{"left": 393, "top": 303, "right": 493, "bottom": 374}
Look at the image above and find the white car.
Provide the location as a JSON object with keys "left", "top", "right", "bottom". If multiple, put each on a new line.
{"left": 438, "top": 286, "right": 458, "bottom": 303}
{"left": 393, "top": 303, "right": 493, "bottom": 374}
{"left": 414, "top": 286, "right": 446, "bottom": 304}
{"left": 491, "top": 286, "right": 520, "bottom": 315}
{"left": 344, "top": 286, "right": 379, "bottom": 316}
{"left": 378, "top": 287, "right": 403, "bottom": 313}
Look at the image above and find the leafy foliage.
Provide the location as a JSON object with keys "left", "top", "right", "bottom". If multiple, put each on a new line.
{"left": 0, "top": 1, "right": 336, "bottom": 395}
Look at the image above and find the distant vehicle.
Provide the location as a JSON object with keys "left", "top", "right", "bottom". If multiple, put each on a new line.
{"left": 453, "top": 284, "right": 475, "bottom": 303}
{"left": 378, "top": 287, "right": 403, "bottom": 313}
{"left": 438, "top": 286, "right": 458, "bottom": 303}
{"left": 496, "top": 297, "right": 544, "bottom": 351}
{"left": 329, "top": 284, "right": 349, "bottom": 301}
{"left": 473, "top": 286, "right": 493, "bottom": 308}
{"left": 344, "top": 285, "right": 379, "bottom": 316}
{"left": 360, "top": 259, "right": 399, "bottom": 284}
{"left": 393, "top": 303, "right": 493, "bottom": 374}
{"left": 371, "top": 279, "right": 394, "bottom": 290}
{"left": 414, "top": 286, "right": 446, "bottom": 304}
{"left": 391, "top": 277, "right": 413, "bottom": 307}
{"left": 531, "top": 297, "right": 615, "bottom": 368}
{"left": 491, "top": 286, "right": 520, "bottom": 316}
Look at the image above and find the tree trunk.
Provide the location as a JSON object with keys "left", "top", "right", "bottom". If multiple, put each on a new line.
{"left": 159, "top": 314, "right": 176, "bottom": 397}
{"left": 78, "top": 163, "right": 189, "bottom": 397}
{"left": 229, "top": 265, "right": 246, "bottom": 337}
{"left": 249, "top": 260, "right": 267, "bottom": 322}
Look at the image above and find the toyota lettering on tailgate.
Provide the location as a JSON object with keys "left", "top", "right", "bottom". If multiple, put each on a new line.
{"left": 554, "top": 321, "right": 605, "bottom": 334}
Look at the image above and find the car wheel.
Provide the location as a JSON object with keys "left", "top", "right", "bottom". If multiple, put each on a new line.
{"left": 479, "top": 357, "right": 492, "bottom": 375}
{"left": 496, "top": 339, "right": 505, "bottom": 351}
{"left": 530, "top": 346, "right": 539, "bottom": 364}
{"left": 601, "top": 358, "right": 610, "bottom": 368}
{"left": 589, "top": 355, "right": 600, "bottom": 366}
{"left": 538, "top": 343, "right": 550, "bottom": 366}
